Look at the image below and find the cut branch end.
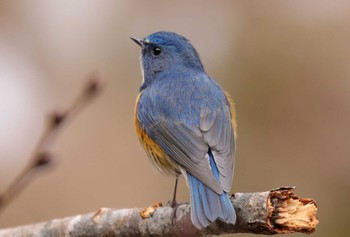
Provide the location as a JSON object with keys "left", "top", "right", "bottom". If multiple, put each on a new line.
{"left": 268, "top": 187, "right": 319, "bottom": 234}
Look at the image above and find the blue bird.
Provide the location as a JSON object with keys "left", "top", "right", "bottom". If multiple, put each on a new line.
{"left": 131, "top": 31, "right": 237, "bottom": 229}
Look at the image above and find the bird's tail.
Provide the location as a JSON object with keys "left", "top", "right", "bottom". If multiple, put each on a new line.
{"left": 188, "top": 152, "right": 236, "bottom": 229}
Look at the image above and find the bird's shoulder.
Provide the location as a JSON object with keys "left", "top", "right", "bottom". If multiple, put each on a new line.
{"left": 140, "top": 70, "right": 224, "bottom": 109}
{"left": 138, "top": 75, "right": 197, "bottom": 123}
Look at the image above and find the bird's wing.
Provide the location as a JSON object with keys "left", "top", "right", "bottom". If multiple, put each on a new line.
{"left": 200, "top": 103, "right": 235, "bottom": 193}
{"left": 137, "top": 96, "right": 235, "bottom": 194}
{"left": 142, "top": 119, "right": 223, "bottom": 194}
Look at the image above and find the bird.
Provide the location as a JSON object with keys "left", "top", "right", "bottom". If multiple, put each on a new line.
{"left": 131, "top": 31, "right": 237, "bottom": 229}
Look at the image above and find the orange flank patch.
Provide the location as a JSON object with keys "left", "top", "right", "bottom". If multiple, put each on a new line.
{"left": 134, "top": 93, "right": 179, "bottom": 175}
{"left": 224, "top": 91, "right": 237, "bottom": 138}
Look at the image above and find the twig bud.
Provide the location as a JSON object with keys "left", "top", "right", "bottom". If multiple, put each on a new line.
{"left": 49, "top": 110, "right": 66, "bottom": 128}
{"left": 35, "top": 152, "right": 53, "bottom": 167}
{"left": 85, "top": 73, "right": 103, "bottom": 97}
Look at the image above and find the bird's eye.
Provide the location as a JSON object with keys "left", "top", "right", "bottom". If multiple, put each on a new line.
{"left": 152, "top": 47, "right": 162, "bottom": 56}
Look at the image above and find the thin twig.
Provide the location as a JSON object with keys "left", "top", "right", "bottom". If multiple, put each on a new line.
{"left": 0, "top": 73, "right": 103, "bottom": 211}
{"left": 0, "top": 187, "right": 319, "bottom": 237}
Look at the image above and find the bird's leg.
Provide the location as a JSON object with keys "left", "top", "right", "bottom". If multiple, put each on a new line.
{"left": 171, "top": 175, "right": 179, "bottom": 207}
{"left": 169, "top": 170, "right": 181, "bottom": 208}
{"left": 169, "top": 171, "right": 181, "bottom": 224}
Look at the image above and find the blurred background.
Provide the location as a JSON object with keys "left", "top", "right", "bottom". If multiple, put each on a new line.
{"left": 0, "top": 1, "right": 349, "bottom": 236}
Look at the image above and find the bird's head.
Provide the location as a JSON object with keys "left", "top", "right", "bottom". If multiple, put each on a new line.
{"left": 131, "top": 31, "right": 204, "bottom": 85}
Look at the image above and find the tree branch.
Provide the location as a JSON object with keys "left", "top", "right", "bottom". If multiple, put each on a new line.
{"left": 0, "top": 73, "right": 103, "bottom": 211}
{"left": 0, "top": 187, "right": 318, "bottom": 237}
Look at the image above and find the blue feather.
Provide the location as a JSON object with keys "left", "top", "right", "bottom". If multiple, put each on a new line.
{"left": 188, "top": 149, "right": 236, "bottom": 228}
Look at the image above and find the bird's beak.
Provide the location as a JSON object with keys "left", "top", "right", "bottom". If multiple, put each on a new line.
{"left": 130, "top": 37, "right": 144, "bottom": 48}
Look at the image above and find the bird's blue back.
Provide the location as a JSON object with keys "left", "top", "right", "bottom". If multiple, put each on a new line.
{"left": 138, "top": 68, "right": 225, "bottom": 128}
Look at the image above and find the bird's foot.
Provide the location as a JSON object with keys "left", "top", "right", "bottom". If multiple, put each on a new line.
{"left": 167, "top": 200, "right": 188, "bottom": 224}
{"left": 167, "top": 199, "right": 178, "bottom": 208}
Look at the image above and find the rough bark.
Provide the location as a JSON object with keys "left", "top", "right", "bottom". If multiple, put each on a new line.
{"left": 0, "top": 187, "right": 318, "bottom": 237}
